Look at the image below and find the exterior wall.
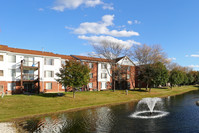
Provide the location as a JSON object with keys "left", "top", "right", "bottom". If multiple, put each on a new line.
{"left": 134, "top": 66, "right": 147, "bottom": 88}
{"left": 97, "top": 62, "right": 111, "bottom": 90}
{"left": 0, "top": 50, "right": 63, "bottom": 94}
{"left": 87, "top": 62, "right": 98, "bottom": 91}
{"left": 40, "top": 81, "right": 65, "bottom": 93}
{"left": 128, "top": 66, "right": 136, "bottom": 89}
{"left": 0, "top": 47, "right": 137, "bottom": 94}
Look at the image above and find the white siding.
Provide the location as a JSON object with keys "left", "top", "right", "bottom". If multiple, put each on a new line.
{"left": 97, "top": 63, "right": 111, "bottom": 82}
{"left": 0, "top": 51, "right": 62, "bottom": 83}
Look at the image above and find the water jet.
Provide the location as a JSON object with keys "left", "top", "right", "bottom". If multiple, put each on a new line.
{"left": 130, "top": 97, "right": 169, "bottom": 119}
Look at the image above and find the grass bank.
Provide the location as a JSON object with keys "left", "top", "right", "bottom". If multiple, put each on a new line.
{"left": 0, "top": 85, "right": 198, "bottom": 122}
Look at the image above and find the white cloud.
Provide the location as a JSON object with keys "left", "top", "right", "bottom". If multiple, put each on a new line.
{"left": 127, "top": 21, "right": 132, "bottom": 25}
{"left": 52, "top": 0, "right": 113, "bottom": 11}
{"left": 191, "top": 54, "right": 199, "bottom": 57}
{"left": 185, "top": 55, "right": 189, "bottom": 57}
{"left": 72, "top": 15, "right": 139, "bottom": 37}
{"left": 188, "top": 65, "right": 199, "bottom": 68}
{"left": 134, "top": 20, "right": 141, "bottom": 24}
{"left": 78, "top": 35, "right": 140, "bottom": 48}
{"left": 38, "top": 8, "right": 44, "bottom": 11}
{"left": 85, "top": 0, "right": 102, "bottom": 7}
{"left": 168, "top": 57, "right": 176, "bottom": 61}
{"left": 102, "top": 3, "right": 114, "bottom": 10}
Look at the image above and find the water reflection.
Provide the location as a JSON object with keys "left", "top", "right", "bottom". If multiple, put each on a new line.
{"left": 95, "top": 107, "right": 114, "bottom": 133}
{"left": 3, "top": 90, "right": 199, "bottom": 133}
{"left": 14, "top": 106, "right": 115, "bottom": 133}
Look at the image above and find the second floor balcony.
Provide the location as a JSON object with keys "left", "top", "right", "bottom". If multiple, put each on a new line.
{"left": 22, "top": 73, "right": 39, "bottom": 81}
{"left": 20, "top": 60, "right": 40, "bottom": 71}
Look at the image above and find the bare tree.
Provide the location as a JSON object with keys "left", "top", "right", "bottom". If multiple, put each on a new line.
{"left": 131, "top": 44, "right": 168, "bottom": 65}
{"left": 130, "top": 44, "right": 168, "bottom": 90}
{"left": 91, "top": 40, "right": 133, "bottom": 92}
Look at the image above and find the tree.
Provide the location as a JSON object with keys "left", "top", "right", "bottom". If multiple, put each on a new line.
{"left": 91, "top": 40, "right": 132, "bottom": 92}
{"left": 152, "top": 62, "right": 169, "bottom": 87}
{"left": 56, "top": 60, "right": 90, "bottom": 98}
{"left": 187, "top": 73, "right": 194, "bottom": 85}
{"left": 190, "top": 71, "right": 199, "bottom": 84}
{"left": 137, "top": 62, "right": 169, "bottom": 92}
{"left": 130, "top": 44, "right": 168, "bottom": 90}
{"left": 182, "top": 73, "right": 188, "bottom": 85}
{"left": 130, "top": 44, "right": 168, "bottom": 65}
{"left": 137, "top": 64, "right": 154, "bottom": 91}
{"left": 169, "top": 69, "right": 184, "bottom": 88}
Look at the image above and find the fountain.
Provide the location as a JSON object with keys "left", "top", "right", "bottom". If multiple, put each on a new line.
{"left": 130, "top": 97, "right": 169, "bottom": 119}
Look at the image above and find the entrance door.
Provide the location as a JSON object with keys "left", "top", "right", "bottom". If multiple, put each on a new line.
{"left": 101, "top": 82, "right": 107, "bottom": 90}
{"left": 24, "top": 83, "right": 34, "bottom": 93}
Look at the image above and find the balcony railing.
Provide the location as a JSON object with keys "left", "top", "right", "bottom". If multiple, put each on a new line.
{"left": 22, "top": 61, "right": 39, "bottom": 67}
{"left": 23, "top": 73, "right": 38, "bottom": 81}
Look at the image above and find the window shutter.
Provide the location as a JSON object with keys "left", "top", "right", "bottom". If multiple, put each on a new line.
{"left": 52, "top": 59, "right": 54, "bottom": 65}
{"left": 52, "top": 71, "right": 54, "bottom": 77}
{"left": 44, "top": 71, "right": 46, "bottom": 78}
{"left": 44, "top": 58, "right": 46, "bottom": 65}
{"left": 0, "top": 55, "right": 3, "bottom": 61}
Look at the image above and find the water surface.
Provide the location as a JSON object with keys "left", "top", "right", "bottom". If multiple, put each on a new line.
{"left": 4, "top": 90, "right": 199, "bottom": 133}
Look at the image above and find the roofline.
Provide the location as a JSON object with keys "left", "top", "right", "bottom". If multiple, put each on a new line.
{"left": 70, "top": 55, "right": 82, "bottom": 61}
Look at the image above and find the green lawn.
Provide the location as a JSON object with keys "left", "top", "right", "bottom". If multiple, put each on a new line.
{"left": 0, "top": 85, "right": 198, "bottom": 122}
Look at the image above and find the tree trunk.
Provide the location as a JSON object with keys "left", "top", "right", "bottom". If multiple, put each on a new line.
{"left": 149, "top": 87, "right": 151, "bottom": 92}
{"left": 113, "top": 79, "right": 115, "bottom": 92}
{"left": 139, "top": 84, "right": 141, "bottom": 90}
{"left": 170, "top": 84, "right": 172, "bottom": 89}
{"left": 65, "top": 86, "right": 67, "bottom": 92}
{"left": 146, "top": 84, "right": 148, "bottom": 91}
{"left": 73, "top": 88, "right": 75, "bottom": 98}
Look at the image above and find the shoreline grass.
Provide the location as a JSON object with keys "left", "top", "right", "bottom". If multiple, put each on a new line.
{"left": 0, "top": 85, "right": 198, "bottom": 122}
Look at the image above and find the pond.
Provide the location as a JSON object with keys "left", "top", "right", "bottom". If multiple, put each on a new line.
{"left": 1, "top": 90, "right": 199, "bottom": 133}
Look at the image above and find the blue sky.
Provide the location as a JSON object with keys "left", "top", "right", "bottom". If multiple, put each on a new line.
{"left": 0, "top": 0, "right": 199, "bottom": 70}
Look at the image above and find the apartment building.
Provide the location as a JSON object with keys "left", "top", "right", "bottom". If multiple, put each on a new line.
{"left": 0, "top": 45, "right": 135, "bottom": 94}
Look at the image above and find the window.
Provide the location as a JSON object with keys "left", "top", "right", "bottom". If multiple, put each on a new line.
{"left": 0, "top": 70, "right": 3, "bottom": 76}
{"left": 89, "top": 73, "right": 93, "bottom": 79}
{"left": 0, "top": 55, "right": 3, "bottom": 61}
{"left": 62, "top": 85, "right": 65, "bottom": 89}
{"left": 45, "top": 58, "right": 54, "bottom": 65}
{"left": 0, "top": 85, "right": 3, "bottom": 92}
{"left": 89, "top": 63, "right": 93, "bottom": 68}
{"left": 101, "top": 63, "right": 107, "bottom": 69}
{"left": 127, "top": 74, "right": 130, "bottom": 80}
{"left": 61, "top": 60, "right": 66, "bottom": 66}
{"left": 127, "top": 82, "right": 131, "bottom": 89}
{"left": 46, "top": 83, "right": 52, "bottom": 89}
{"left": 101, "top": 73, "right": 107, "bottom": 79}
{"left": 9, "top": 69, "right": 16, "bottom": 77}
{"left": 8, "top": 55, "right": 16, "bottom": 63}
{"left": 44, "top": 71, "right": 54, "bottom": 78}
{"left": 24, "top": 56, "right": 34, "bottom": 66}
{"left": 138, "top": 71, "right": 141, "bottom": 75}
{"left": 128, "top": 66, "right": 130, "bottom": 71}
{"left": 105, "top": 82, "right": 108, "bottom": 88}
{"left": 7, "top": 83, "right": 16, "bottom": 91}
{"left": 89, "top": 83, "right": 93, "bottom": 88}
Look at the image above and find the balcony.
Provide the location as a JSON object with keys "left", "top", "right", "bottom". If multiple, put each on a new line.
{"left": 19, "top": 60, "right": 40, "bottom": 92}
{"left": 22, "top": 73, "right": 39, "bottom": 81}
{"left": 21, "top": 61, "right": 40, "bottom": 70}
